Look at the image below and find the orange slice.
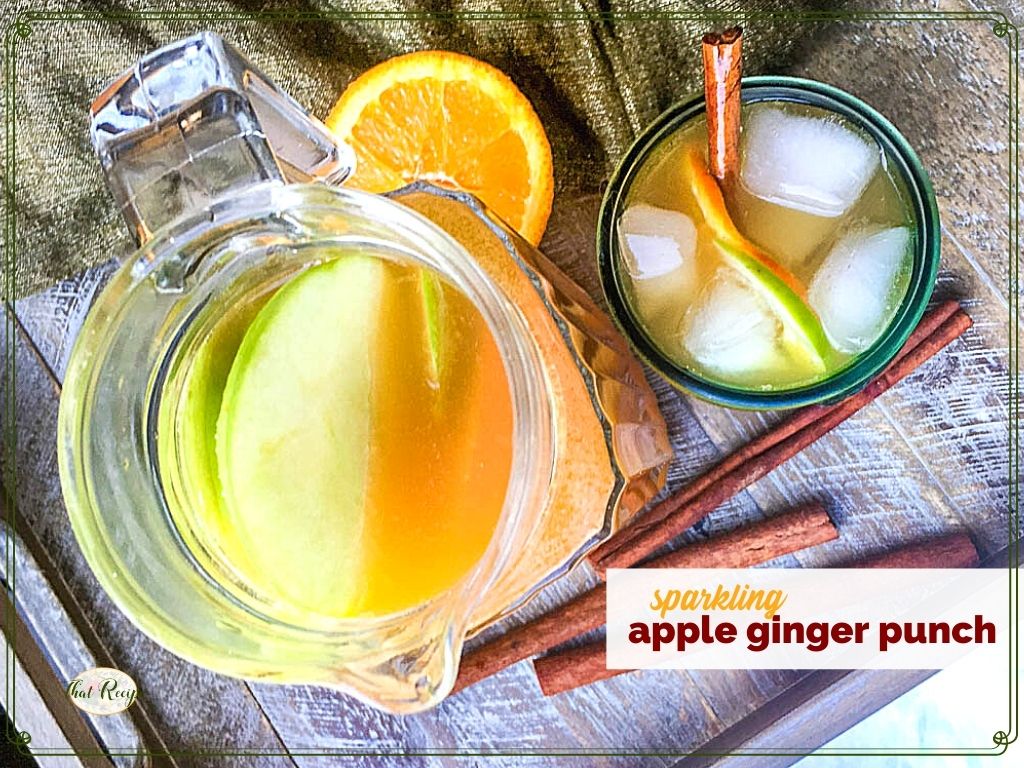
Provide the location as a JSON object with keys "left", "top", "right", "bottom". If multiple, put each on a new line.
{"left": 685, "top": 149, "right": 808, "bottom": 299}
{"left": 326, "top": 50, "right": 555, "bottom": 245}
{"left": 684, "top": 150, "right": 829, "bottom": 371}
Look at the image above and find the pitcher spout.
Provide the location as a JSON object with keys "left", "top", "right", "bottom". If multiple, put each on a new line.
{"left": 330, "top": 609, "right": 465, "bottom": 714}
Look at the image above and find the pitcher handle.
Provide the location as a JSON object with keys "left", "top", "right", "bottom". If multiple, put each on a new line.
{"left": 90, "top": 31, "right": 355, "bottom": 244}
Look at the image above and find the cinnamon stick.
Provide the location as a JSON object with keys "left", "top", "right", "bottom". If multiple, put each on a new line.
{"left": 589, "top": 299, "right": 963, "bottom": 571}
{"left": 702, "top": 26, "right": 743, "bottom": 185}
{"left": 535, "top": 531, "right": 979, "bottom": 696}
{"left": 535, "top": 641, "right": 613, "bottom": 696}
{"left": 455, "top": 304, "right": 971, "bottom": 694}
{"left": 453, "top": 501, "right": 836, "bottom": 694}
{"left": 858, "top": 533, "right": 979, "bottom": 569}
{"left": 595, "top": 307, "right": 972, "bottom": 572}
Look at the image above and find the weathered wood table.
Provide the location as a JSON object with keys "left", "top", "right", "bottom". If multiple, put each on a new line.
{"left": 1, "top": 5, "right": 1018, "bottom": 766}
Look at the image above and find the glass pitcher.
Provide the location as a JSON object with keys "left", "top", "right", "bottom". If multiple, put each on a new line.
{"left": 57, "top": 32, "right": 671, "bottom": 713}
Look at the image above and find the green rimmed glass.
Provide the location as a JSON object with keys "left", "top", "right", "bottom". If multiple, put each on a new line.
{"left": 597, "top": 75, "right": 941, "bottom": 409}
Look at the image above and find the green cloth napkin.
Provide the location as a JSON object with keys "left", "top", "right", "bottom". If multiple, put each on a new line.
{"left": 2, "top": 0, "right": 823, "bottom": 298}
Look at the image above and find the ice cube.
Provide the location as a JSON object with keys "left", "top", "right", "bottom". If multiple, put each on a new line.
{"left": 808, "top": 225, "right": 910, "bottom": 354}
{"left": 630, "top": 272, "right": 689, "bottom": 338}
{"left": 682, "top": 268, "right": 782, "bottom": 376}
{"left": 618, "top": 204, "right": 698, "bottom": 280}
{"left": 740, "top": 107, "right": 880, "bottom": 218}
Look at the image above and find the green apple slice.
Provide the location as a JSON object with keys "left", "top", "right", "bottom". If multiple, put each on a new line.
{"left": 684, "top": 148, "right": 830, "bottom": 374}
{"left": 713, "top": 239, "right": 830, "bottom": 375}
{"left": 161, "top": 297, "right": 266, "bottom": 583}
{"left": 215, "top": 254, "right": 386, "bottom": 617}
{"left": 420, "top": 268, "right": 445, "bottom": 387}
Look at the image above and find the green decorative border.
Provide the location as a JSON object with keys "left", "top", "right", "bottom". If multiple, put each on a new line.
{"left": 1, "top": 6, "right": 1018, "bottom": 761}
{"left": 1, "top": 5, "right": 24, "bottom": 759}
